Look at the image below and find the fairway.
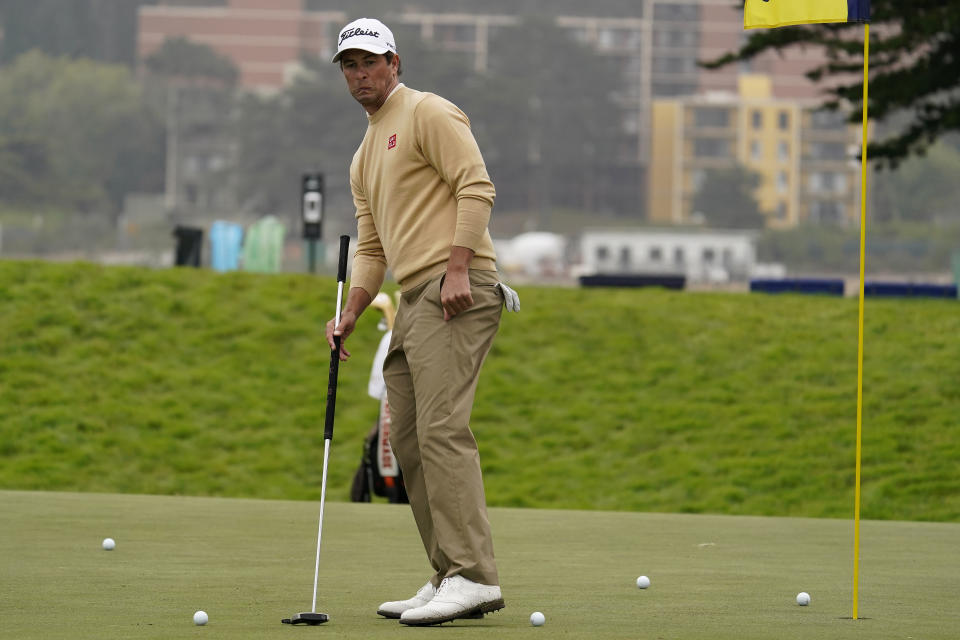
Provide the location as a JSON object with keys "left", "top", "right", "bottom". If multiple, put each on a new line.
{"left": 2, "top": 491, "right": 957, "bottom": 639}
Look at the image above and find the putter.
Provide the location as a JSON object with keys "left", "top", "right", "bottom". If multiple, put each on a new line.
{"left": 282, "top": 234, "right": 350, "bottom": 627}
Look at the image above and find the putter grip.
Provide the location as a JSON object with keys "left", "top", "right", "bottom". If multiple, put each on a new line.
{"left": 324, "top": 235, "right": 349, "bottom": 440}
{"left": 324, "top": 335, "right": 341, "bottom": 441}
{"left": 337, "top": 235, "right": 350, "bottom": 282}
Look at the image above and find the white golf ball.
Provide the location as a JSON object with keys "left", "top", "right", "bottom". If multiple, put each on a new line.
{"left": 193, "top": 610, "right": 208, "bottom": 625}
{"left": 636, "top": 575, "right": 651, "bottom": 589}
{"left": 102, "top": 538, "right": 115, "bottom": 550}
{"left": 530, "top": 611, "right": 545, "bottom": 626}
{"left": 796, "top": 592, "right": 811, "bottom": 606}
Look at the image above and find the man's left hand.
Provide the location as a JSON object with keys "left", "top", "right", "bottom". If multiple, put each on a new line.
{"left": 441, "top": 270, "right": 473, "bottom": 321}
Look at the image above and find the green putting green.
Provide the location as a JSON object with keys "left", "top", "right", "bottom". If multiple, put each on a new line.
{"left": 2, "top": 490, "right": 957, "bottom": 639}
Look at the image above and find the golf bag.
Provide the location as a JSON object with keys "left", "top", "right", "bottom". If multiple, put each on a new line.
{"left": 349, "top": 397, "right": 408, "bottom": 504}
{"left": 350, "top": 319, "right": 408, "bottom": 504}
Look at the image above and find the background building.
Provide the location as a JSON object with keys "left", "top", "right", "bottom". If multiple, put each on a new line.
{"left": 647, "top": 74, "right": 862, "bottom": 228}
{"left": 138, "top": 0, "right": 850, "bottom": 221}
{"left": 139, "top": 0, "right": 346, "bottom": 89}
{"left": 576, "top": 227, "right": 772, "bottom": 284}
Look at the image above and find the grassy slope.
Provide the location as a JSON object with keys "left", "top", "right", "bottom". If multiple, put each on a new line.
{"left": 2, "top": 490, "right": 959, "bottom": 640}
{"left": 1, "top": 260, "right": 958, "bottom": 521}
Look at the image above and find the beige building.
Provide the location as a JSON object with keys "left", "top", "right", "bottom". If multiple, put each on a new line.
{"left": 139, "top": 0, "right": 346, "bottom": 89}
{"left": 648, "top": 74, "right": 863, "bottom": 228}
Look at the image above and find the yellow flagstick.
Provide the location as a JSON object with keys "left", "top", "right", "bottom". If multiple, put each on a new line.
{"left": 853, "top": 21, "right": 870, "bottom": 622}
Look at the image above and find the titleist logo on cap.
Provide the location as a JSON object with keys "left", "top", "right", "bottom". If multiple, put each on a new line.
{"left": 331, "top": 18, "right": 397, "bottom": 63}
{"left": 340, "top": 27, "right": 381, "bottom": 46}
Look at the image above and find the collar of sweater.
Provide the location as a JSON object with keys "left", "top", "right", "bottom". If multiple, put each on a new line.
{"left": 367, "top": 83, "right": 406, "bottom": 123}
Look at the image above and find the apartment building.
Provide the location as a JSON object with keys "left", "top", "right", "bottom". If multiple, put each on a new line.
{"left": 139, "top": 0, "right": 346, "bottom": 89}
{"left": 648, "top": 74, "right": 862, "bottom": 228}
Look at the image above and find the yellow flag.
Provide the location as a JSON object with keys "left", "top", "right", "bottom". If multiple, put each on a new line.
{"left": 745, "top": 0, "right": 849, "bottom": 29}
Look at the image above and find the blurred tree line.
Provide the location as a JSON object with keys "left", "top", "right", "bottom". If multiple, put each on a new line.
{"left": 0, "top": 0, "right": 161, "bottom": 219}
{"left": 757, "top": 221, "right": 960, "bottom": 274}
{"left": 0, "top": 0, "right": 959, "bottom": 269}
{"left": 0, "top": 51, "right": 163, "bottom": 215}
{"left": 0, "top": 7, "right": 628, "bottom": 226}
{"left": 0, "top": 0, "right": 153, "bottom": 67}
{"left": 233, "top": 18, "right": 625, "bottom": 222}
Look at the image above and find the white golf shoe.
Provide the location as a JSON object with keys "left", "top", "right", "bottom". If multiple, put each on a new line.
{"left": 399, "top": 575, "right": 504, "bottom": 626}
{"left": 376, "top": 581, "right": 437, "bottom": 618}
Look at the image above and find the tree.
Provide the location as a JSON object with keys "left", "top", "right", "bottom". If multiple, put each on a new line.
{"left": 143, "top": 37, "right": 239, "bottom": 87}
{"left": 232, "top": 56, "right": 362, "bottom": 222}
{"left": 872, "top": 138, "right": 960, "bottom": 223}
{"left": 702, "top": 1, "right": 960, "bottom": 168}
{"left": 141, "top": 38, "right": 242, "bottom": 217}
{"left": 232, "top": 17, "right": 627, "bottom": 224}
{"left": 0, "top": 135, "right": 53, "bottom": 206}
{"left": 0, "top": 0, "right": 149, "bottom": 67}
{"left": 0, "top": 51, "right": 163, "bottom": 213}
{"left": 691, "top": 165, "right": 765, "bottom": 229}
{"left": 470, "top": 17, "right": 625, "bottom": 217}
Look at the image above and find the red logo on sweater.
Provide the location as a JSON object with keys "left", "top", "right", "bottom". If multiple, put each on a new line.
{"left": 387, "top": 134, "right": 397, "bottom": 150}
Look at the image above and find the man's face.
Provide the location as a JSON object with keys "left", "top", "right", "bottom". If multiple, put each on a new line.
{"left": 340, "top": 50, "right": 399, "bottom": 114}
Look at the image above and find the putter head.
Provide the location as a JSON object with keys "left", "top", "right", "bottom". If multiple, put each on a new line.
{"left": 282, "top": 612, "right": 329, "bottom": 625}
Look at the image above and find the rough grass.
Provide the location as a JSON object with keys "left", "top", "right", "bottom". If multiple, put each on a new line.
{"left": 1, "top": 260, "right": 958, "bottom": 521}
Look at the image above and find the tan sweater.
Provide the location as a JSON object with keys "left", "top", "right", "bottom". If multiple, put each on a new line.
{"left": 349, "top": 85, "right": 497, "bottom": 295}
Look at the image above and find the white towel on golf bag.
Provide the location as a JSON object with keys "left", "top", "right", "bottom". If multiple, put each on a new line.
{"left": 368, "top": 330, "right": 391, "bottom": 400}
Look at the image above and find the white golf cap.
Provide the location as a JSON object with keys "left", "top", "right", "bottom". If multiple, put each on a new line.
{"left": 332, "top": 18, "right": 397, "bottom": 63}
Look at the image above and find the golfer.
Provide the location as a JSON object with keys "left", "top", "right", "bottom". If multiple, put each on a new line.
{"left": 325, "top": 17, "right": 519, "bottom": 627}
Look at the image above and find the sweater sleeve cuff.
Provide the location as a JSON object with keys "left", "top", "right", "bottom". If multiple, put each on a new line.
{"left": 452, "top": 196, "right": 492, "bottom": 251}
{"left": 349, "top": 258, "right": 386, "bottom": 299}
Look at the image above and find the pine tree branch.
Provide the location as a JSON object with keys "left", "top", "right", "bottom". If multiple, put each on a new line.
{"left": 700, "top": 2, "right": 960, "bottom": 167}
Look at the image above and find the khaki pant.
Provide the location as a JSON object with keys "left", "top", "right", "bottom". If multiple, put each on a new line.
{"left": 383, "top": 269, "right": 502, "bottom": 587}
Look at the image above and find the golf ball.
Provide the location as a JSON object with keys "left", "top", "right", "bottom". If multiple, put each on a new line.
{"left": 193, "top": 610, "right": 208, "bottom": 626}
{"left": 796, "top": 592, "right": 811, "bottom": 606}
{"left": 530, "top": 611, "right": 545, "bottom": 627}
{"left": 636, "top": 575, "right": 651, "bottom": 589}
{"left": 102, "top": 538, "right": 115, "bottom": 550}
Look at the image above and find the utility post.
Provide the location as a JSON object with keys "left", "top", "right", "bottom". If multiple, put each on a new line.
{"left": 302, "top": 173, "right": 324, "bottom": 273}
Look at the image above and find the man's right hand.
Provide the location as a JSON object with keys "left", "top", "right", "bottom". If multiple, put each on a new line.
{"left": 326, "top": 311, "right": 358, "bottom": 361}
{"left": 325, "top": 287, "right": 373, "bottom": 361}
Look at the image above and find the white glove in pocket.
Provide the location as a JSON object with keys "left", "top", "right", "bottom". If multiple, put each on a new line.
{"left": 495, "top": 282, "right": 521, "bottom": 312}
